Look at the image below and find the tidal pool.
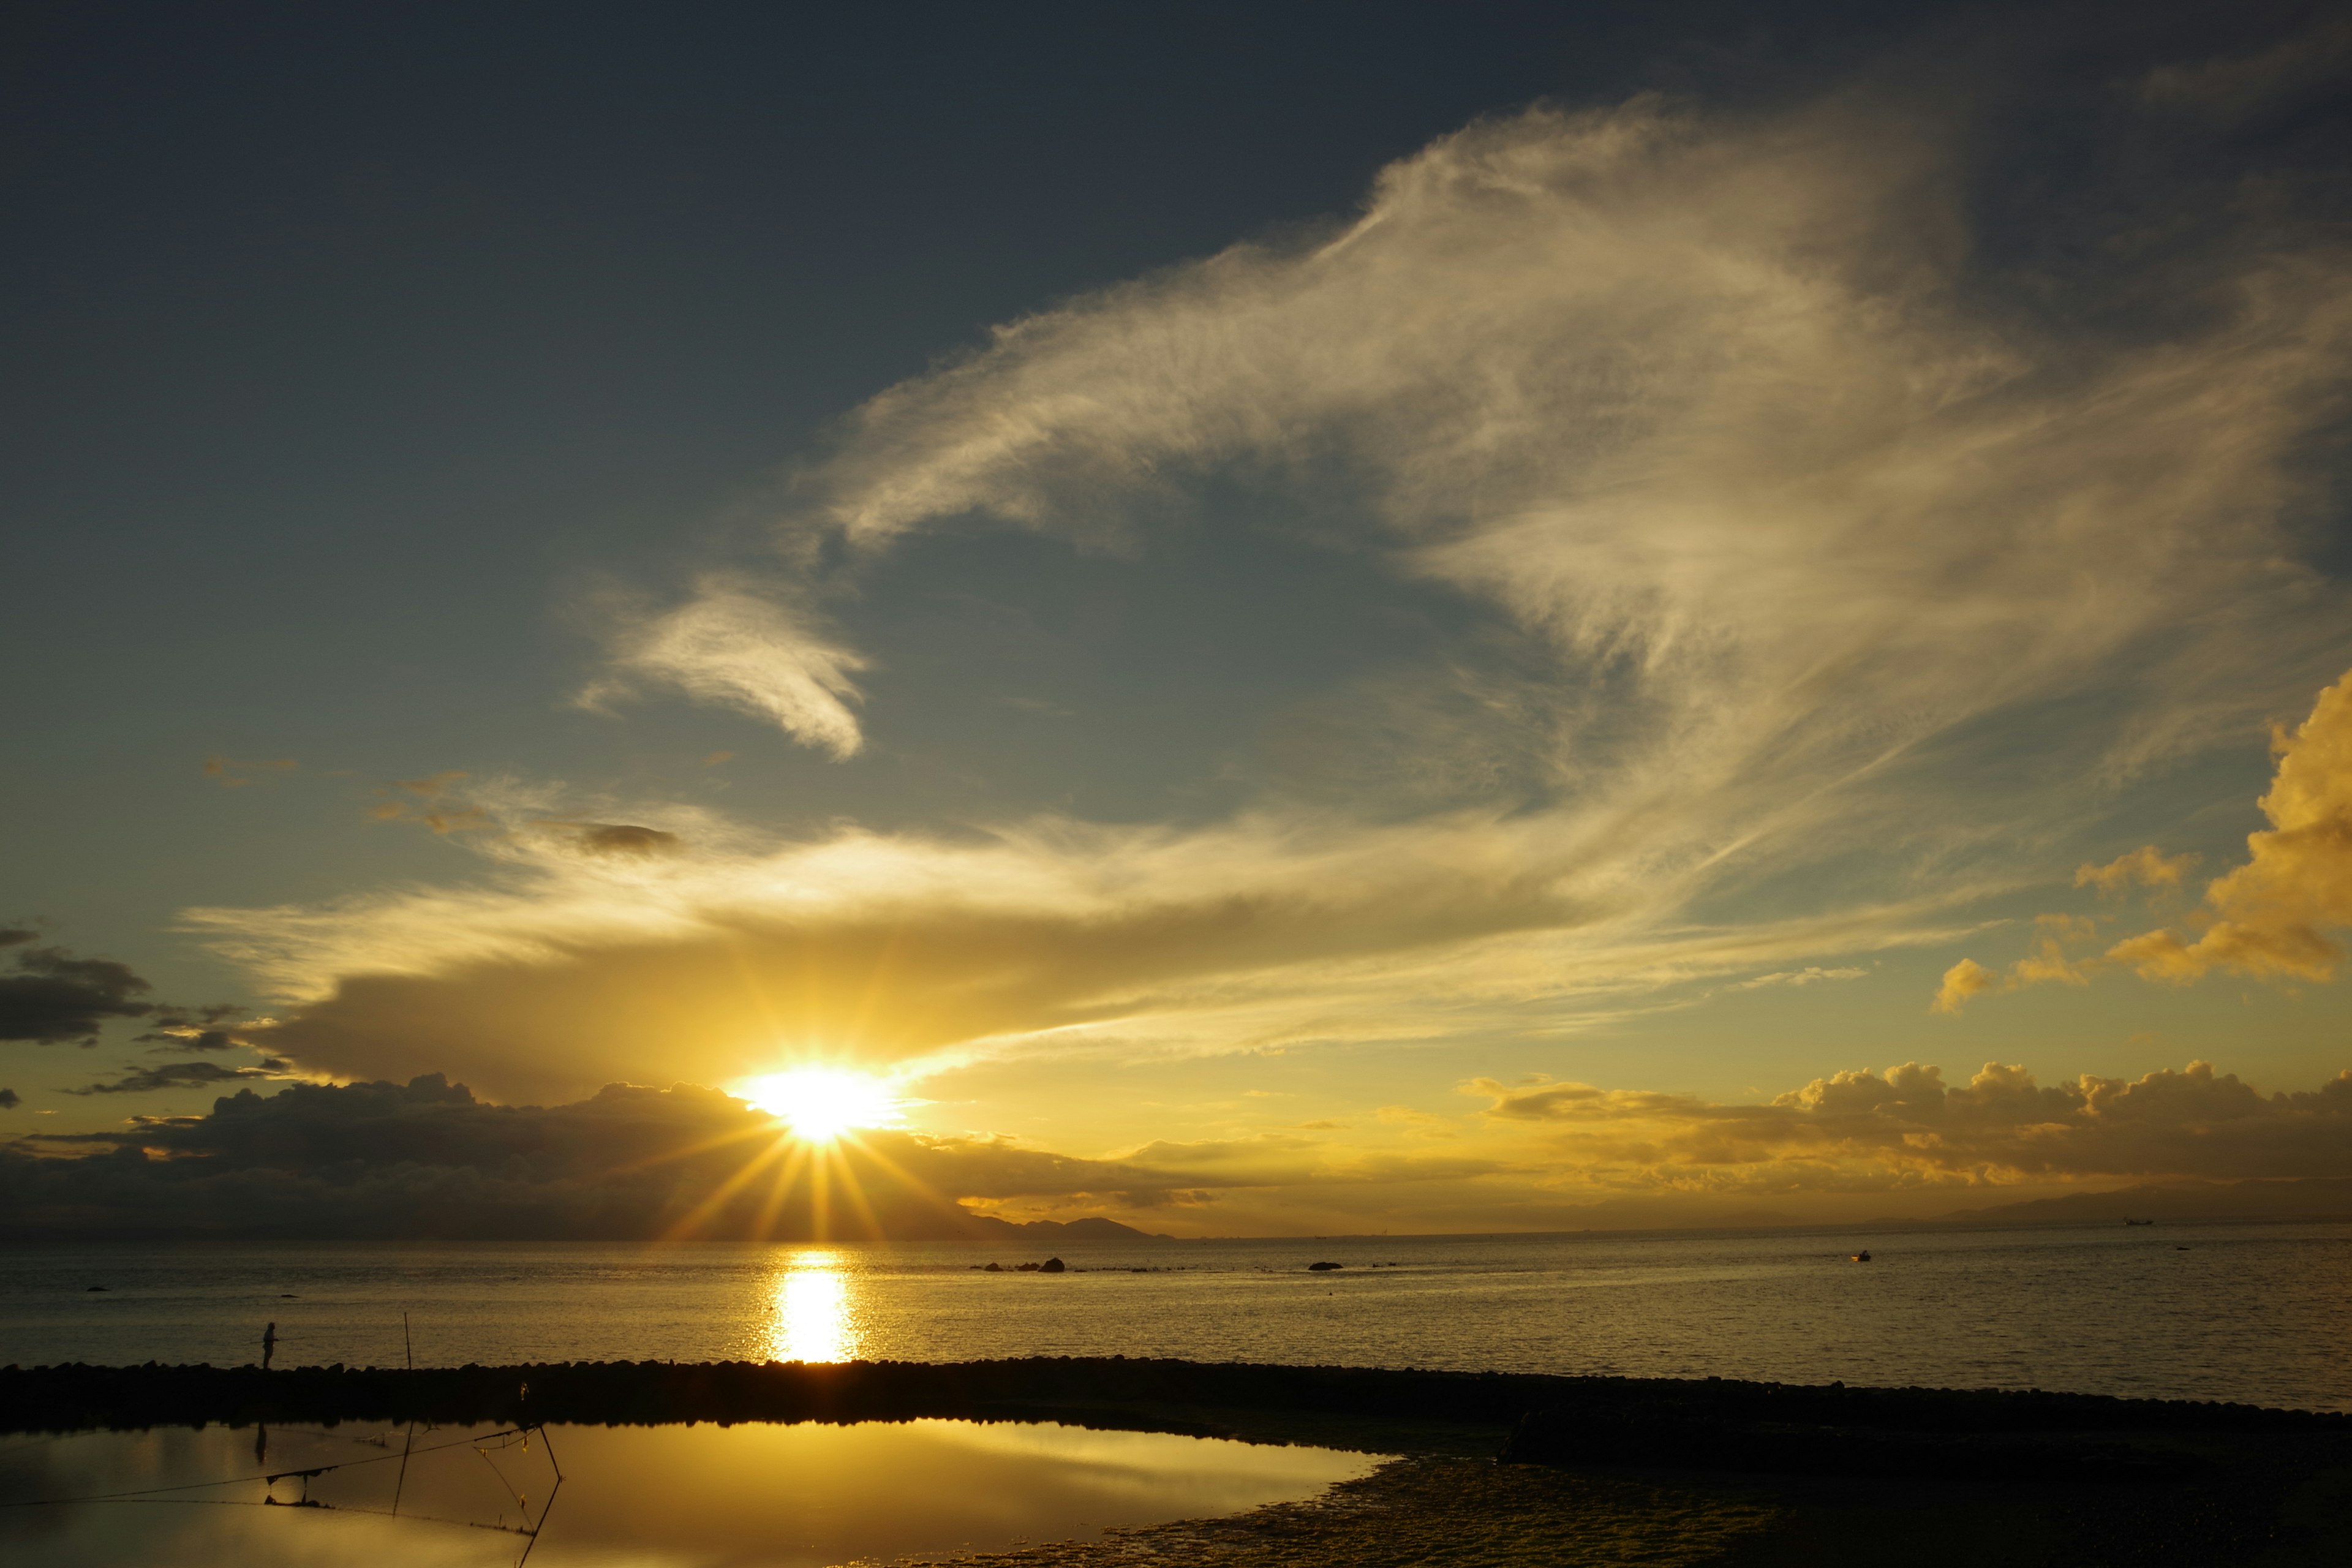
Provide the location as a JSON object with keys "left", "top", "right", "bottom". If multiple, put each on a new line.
{"left": 0, "top": 1418, "right": 1379, "bottom": 1566}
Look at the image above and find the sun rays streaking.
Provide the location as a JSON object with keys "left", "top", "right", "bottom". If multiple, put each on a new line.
{"left": 736, "top": 1067, "right": 905, "bottom": 1141}
{"left": 649, "top": 1114, "right": 966, "bottom": 1246}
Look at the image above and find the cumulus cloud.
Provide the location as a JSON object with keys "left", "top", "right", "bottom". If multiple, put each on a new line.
{"left": 6, "top": 1074, "right": 1544, "bottom": 1237}
{"left": 12, "top": 1051, "right": 2350, "bottom": 1236}
{"left": 579, "top": 578, "right": 868, "bottom": 758}
{"left": 197, "top": 34, "right": 2352, "bottom": 1099}
{"left": 0, "top": 1089, "right": 19, "bottom": 1110}
{"left": 2107, "top": 670, "right": 2352, "bottom": 982}
{"left": 0, "top": 1075, "right": 1190, "bottom": 1240}
{"left": 1930, "top": 957, "right": 1997, "bottom": 1015}
{"left": 1943, "top": 669, "right": 2352, "bottom": 1007}
{"left": 0, "top": 933, "right": 154, "bottom": 1045}
{"left": 1466, "top": 1058, "right": 2352, "bottom": 1188}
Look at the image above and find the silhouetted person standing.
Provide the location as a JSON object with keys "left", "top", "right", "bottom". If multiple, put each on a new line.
{"left": 262, "top": 1321, "right": 277, "bottom": 1370}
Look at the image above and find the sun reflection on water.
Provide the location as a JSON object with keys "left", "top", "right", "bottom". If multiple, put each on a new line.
{"left": 765, "top": 1250, "right": 864, "bottom": 1363}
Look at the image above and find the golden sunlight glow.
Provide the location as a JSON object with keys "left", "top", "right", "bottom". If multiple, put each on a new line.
{"left": 736, "top": 1068, "right": 901, "bottom": 1142}
{"left": 764, "top": 1250, "right": 863, "bottom": 1363}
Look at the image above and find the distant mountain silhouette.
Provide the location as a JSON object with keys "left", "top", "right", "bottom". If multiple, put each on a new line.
{"left": 962, "top": 1215, "right": 1167, "bottom": 1241}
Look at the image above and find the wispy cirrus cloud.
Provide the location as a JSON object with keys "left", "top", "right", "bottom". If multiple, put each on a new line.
{"left": 60, "top": 1058, "right": 291, "bottom": 1096}
{"left": 578, "top": 576, "right": 869, "bottom": 758}
{"left": 789, "top": 94, "right": 2350, "bottom": 821}
{"left": 2075, "top": 846, "right": 2200, "bottom": 896}
{"left": 194, "top": 37, "right": 2352, "bottom": 1108}
{"left": 1732, "top": 967, "right": 1866, "bottom": 991}
{"left": 182, "top": 769, "right": 1993, "bottom": 1105}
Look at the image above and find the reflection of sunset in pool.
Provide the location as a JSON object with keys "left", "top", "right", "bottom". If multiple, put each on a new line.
{"left": 767, "top": 1250, "right": 862, "bottom": 1363}
{"left": 0, "top": 1418, "right": 1378, "bottom": 1567}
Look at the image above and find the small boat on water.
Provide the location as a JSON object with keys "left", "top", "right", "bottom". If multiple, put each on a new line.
{"left": 1850, "top": 1250, "right": 1872, "bottom": 1262}
{"left": 2124, "top": 1218, "right": 2155, "bottom": 1226}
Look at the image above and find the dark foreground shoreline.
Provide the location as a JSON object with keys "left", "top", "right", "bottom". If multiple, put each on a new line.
{"left": 9, "top": 1354, "right": 2346, "bottom": 1433}
{"left": 6, "top": 1358, "right": 2350, "bottom": 1565}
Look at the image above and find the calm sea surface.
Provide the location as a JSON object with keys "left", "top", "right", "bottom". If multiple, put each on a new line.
{"left": 6, "top": 1222, "right": 2348, "bottom": 1411}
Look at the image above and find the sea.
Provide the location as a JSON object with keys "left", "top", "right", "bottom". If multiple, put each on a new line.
{"left": 7, "top": 1219, "right": 2349, "bottom": 1411}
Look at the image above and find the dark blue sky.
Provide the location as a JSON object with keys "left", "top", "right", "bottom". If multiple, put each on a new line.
{"left": 1, "top": 0, "right": 1942, "bottom": 978}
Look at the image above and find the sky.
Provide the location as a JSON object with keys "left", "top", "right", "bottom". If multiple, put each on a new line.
{"left": 5, "top": 1, "right": 2352, "bottom": 1235}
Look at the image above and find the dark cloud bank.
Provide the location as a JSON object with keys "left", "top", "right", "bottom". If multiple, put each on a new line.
{"left": 11, "top": 1065, "right": 2352, "bottom": 1240}
{"left": 59, "top": 1060, "right": 286, "bottom": 1097}
{"left": 0, "top": 930, "right": 154, "bottom": 1047}
{"left": 0, "top": 1077, "right": 1169, "bottom": 1242}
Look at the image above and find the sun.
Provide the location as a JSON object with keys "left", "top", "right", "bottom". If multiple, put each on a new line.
{"left": 736, "top": 1068, "right": 900, "bottom": 1142}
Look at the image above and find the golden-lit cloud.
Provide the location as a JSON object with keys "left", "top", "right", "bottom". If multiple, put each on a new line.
{"left": 1942, "top": 671, "right": 2352, "bottom": 1008}
{"left": 2075, "top": 846, "right": 2198, "bottom": 895}
{"left": 1466, "top": 1058, "right": 2352, "bottom": 1189}
{"left": 181, "top": 802, "right": 1616, "bottom": 1101}
{"left": 578, "top": 575, "right": 867, "bottom": 758}
{"left": 1732, "top": 966, "right": 1865, "bottom": 991}
{"left": 2107, "top": 671, "right": 2352, "bottom": 983}
{"left": 182, "top": 767, "right": 2001, "bottom": 1105}
{"left": 187, "top": 72, "right": 2352, "bottom": 1106}
{"left": 1929, "top": 958, "right": 1997, "bottom": 1016}
{"left": 782, "top": 97, "right": 2350, "bottom": 807}
{"left": 14, "top": 1055, "right": 2345, "bottom": 1238}
{"left": 367, "top": 771, "right": 493, "bottom": 834}
{"left": 1, "top": 1075, "right": 1178, "bottom": 1239}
